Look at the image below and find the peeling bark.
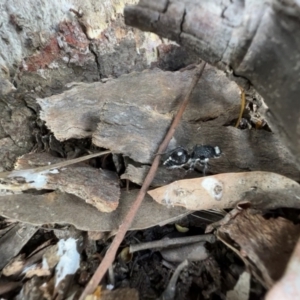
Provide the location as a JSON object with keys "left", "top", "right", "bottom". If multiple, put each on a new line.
{"left": 37, "top": 67, "right": 300, "bottom": 180}
{"left": 1, "top": 152, "right": 120, "bottom": 213}
{"left": 121, "top": 121, "right": 300, "bottom": 182}
{"left": 125, "top": 0, "right": 300, "bottom": 164}
{"left": 0, "top": 0, "right": 195, "bottom": 171}
{"left": 37, "top": 66, "right": 240, "bottom": 140}
{"left": 0, "top": 96, "right": 35, "bottom": 171}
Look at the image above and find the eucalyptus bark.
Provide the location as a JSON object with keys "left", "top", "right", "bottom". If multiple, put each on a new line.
{"left": 125, "top": 0, "right": 300, "bottom": 164}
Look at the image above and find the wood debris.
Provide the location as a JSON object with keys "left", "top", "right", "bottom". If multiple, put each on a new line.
{"left": 36, "top": 68, "right": 300, "bottom": 180}
{"left": 0, "top": 152, "right": 119, "bottom": 213}
{"left": 37, "top": 66, "right": 240, "bottom": 141}
{"left": 215, "top": 208, "right": 300, "bottom": 288}
{"left": 0, "top": 223, "right": 37, "bottom": 270}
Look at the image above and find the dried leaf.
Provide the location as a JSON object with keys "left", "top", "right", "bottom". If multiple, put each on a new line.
{"left": 18, "top": 276, "right": 51, "bottom": 300}
{"left": 0, "top": 190, "right": 190, "bottom": 231}
{"left": 24, "top": 265, "right": 51, "bottom": 279}
{"left": 148, "top": 172, "right": 300, "bottom": 211}
{"left": 5, "top": 241, "right": 54, "bottom": 278}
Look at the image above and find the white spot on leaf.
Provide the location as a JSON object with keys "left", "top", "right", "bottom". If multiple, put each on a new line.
{"left": 201, "top": 177, "right": 223, "bottom": 201}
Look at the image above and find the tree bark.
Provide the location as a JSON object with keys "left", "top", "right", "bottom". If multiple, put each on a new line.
{"left": 125, "top": 0, "right": 300, "bottom": 164}
{"left": 0, "top": 0, "right": 195, "bottom": 171}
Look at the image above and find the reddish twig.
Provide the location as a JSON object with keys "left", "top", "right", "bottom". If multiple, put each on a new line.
{"left": 79, "top": 62, "right": 206, "bottom": 300}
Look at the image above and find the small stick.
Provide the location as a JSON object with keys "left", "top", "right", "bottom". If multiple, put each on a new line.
{"left": 79, "top": 62, "right": 206, "bottom": 300}
{"left": 235, "top": 87, "right": 246, "bottom": 128}
{"left": 0, "top": 151, "right": 111, "bottom": 179}
{"left": 129, "top": 234, "right": 216, "bottom": 253}
{"left": 159, "top": 260, "right": 189, "bottom": 300}
{"left": 107, "top": 265, "right": 115, "bottom": 287}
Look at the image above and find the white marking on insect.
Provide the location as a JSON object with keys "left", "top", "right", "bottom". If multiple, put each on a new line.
{"left": 214, "top": 146, "right": 221, "bottom": 156}
{"left": 163, "top": 157, "right": 172, "bottom": 165}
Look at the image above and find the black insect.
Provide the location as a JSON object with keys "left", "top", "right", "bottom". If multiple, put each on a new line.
{"left": 163, "top": 145, "right": 221, "bottom": 175}
{"left": 163, "top": 146, "right": 190, "bottom": 169}
{"left": 189, "top": 145, "right": 221, "bottom": 174}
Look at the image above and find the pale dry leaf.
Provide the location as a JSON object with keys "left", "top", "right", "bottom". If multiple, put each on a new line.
{"left": 148, "top": 172, "right": 300, "bottom": 211}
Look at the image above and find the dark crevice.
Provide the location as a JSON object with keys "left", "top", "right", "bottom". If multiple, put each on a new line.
{"left": 221, "top": 5, "right": 227, "bottom": 19}
{"left": 188, "top": 116, "right": 219, "bottom": 124}
{"left": 161, "top": 0, "right": 170, "bottom": 13}
{"left": 12, "top": 80, "right": 18, "bottom": 89}
{"left": 152, "top": 10, "right": 161, "bottom": 30}
{"left": 179, "top": 8, "right": 187, "bottom": 43}
{"left": 223, "top": 118, "right": 272, "bottom": 132}
{"left": 88, "top": 43, "right": 102, "bottom": 80}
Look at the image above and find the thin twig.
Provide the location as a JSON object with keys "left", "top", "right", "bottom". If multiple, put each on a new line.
{"left": 107, "top": 265, "right": 115, "bottom": 287}
{"left": 159, "top": 260, "right": 189, "bottom": 300}
{"left": 0, "top": 151, "right": 111, "bottom": 179}
{"left": 235, "top": 87, "right": 246, "bottom": 127}
{"left": 129, "top": 234, "right": 216, "bottom": 253}
{"left": 79, "top": 62, "right": 206, "bottom": 300}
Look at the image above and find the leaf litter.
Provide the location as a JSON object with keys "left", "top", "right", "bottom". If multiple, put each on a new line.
{"left": 0, "top": 62, "right": 299, "bottom": 300}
